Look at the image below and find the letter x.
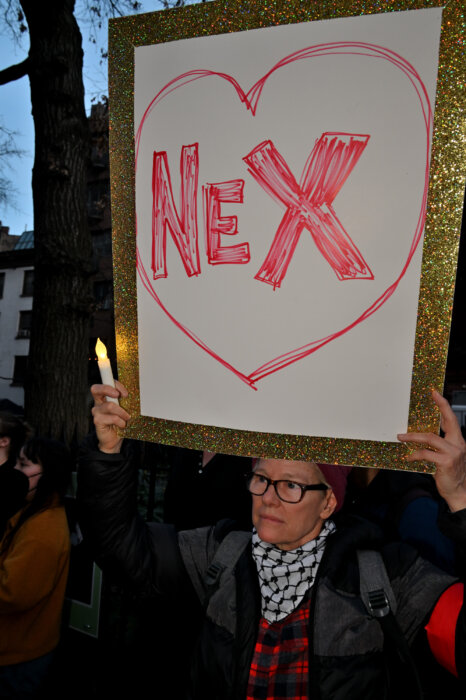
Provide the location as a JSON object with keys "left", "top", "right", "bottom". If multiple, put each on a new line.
{"left": 243, "top": 133, "right": 373, "bottom": 289}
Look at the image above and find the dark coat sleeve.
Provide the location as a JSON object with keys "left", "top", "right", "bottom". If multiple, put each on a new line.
{"left": 76, "top": 435, "right": 192, "bottom": 599}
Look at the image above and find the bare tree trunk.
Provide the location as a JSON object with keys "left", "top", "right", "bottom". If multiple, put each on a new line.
{"left": 22, "top": 0, "right": 92, "bottom": 444}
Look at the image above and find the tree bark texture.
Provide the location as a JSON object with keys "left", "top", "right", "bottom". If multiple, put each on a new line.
{"left": 21, "top": 0, "right": 93, "bottom": 444}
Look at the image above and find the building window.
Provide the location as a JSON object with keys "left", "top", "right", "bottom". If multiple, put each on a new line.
{"left": 17, "top": 310, "right": 32, "bottom": 339}
{"left": 0, "top": 272, "right": 4, "bottom": 299}
{"left": 22, "top": 270, "right": 34, "bottom": 297}
{"left": 12, "top": 356, "right": 28, "bottom": 385}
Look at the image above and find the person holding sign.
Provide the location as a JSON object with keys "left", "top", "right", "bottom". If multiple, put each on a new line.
{"left": 78, "top": 384, "right": 466, "bottom": 699}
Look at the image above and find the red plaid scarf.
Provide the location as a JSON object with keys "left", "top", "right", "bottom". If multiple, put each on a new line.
{"left": 247, "top": 602, "right": 310, "bottom": 699}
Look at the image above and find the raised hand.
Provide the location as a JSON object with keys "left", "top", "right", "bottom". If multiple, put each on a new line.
{"left": 91, "top": 381, "right": 130, "bottom": 454}
{"left": 398, "top": 390, "right": 466, "bottom": 512}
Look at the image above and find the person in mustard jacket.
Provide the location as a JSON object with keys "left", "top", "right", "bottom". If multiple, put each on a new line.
{"left": 0, "top": 437, "right": 72, "bottom": 699}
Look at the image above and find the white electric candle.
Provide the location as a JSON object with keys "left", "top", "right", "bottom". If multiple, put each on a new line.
{"left": 95, "top": 338, "right": 119, "bottom": 404}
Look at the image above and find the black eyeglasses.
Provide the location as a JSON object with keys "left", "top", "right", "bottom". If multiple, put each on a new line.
{"left": 245, "top": 472, "right": 328, "bottom": 504}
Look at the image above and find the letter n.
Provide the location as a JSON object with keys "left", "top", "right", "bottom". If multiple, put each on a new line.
{"left": 151, "top": 144, "right": 201, "bottom": 280}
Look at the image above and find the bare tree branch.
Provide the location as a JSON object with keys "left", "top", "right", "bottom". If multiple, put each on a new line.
{"left": 0, "top": 57, "right": 29, "bottom": 85}
{"left": 0, "top": 0, "right": 28, "bottom": 40}
{"left": 0, "top": 122, "right": 26, "bottom": 205}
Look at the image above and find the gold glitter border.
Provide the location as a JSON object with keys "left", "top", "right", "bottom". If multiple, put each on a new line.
{"left": 109, "top": 0, "right": 465, "bottom": 471}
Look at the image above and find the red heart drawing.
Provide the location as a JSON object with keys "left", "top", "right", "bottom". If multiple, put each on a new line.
{"left": 135, "top": 42, "right": 431, "bottom": 389}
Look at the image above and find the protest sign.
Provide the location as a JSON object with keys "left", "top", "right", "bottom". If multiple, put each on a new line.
{"left": 109, "top": 0, "right": 465, "bottom": 469}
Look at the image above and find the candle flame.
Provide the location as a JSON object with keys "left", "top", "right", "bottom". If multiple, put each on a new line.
{"left": 95, "top": 338, "right": 108, "bottom": 360}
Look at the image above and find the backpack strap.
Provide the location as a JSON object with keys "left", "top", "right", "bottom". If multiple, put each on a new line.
{"left": 204, "top": 530, "right": 252, "bottom": 604}
{"left": 357, "top": 549, "right": 397, "bottom": 617}
{"left": 357, "top": 549, "right": 424, "bottom": 700}
{"left": 179, "top": 527, "right": 252, "bottom": 606}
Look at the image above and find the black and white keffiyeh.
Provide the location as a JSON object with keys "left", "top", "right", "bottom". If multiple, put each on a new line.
{"left": 252, "top": 520, "right": 336, "bottom": 623}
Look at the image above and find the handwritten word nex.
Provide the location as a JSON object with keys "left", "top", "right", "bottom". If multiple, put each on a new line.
{"left": 151, "top": 132, "right": 373, "bottom": 289}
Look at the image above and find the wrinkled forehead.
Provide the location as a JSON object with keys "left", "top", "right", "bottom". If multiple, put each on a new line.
{"left": 254, "top": 458, "right": 323, "bottom": 481}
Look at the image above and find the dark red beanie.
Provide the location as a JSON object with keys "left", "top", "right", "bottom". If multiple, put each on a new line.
{"left": 317, "top": 463, "right": 352, "bottom": 512}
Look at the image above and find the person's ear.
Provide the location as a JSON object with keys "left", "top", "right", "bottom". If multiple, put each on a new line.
{"left": 320, "top": 489, "right": 337, "bottom": 520}
{"left": 0, "top": 436, "right": 10, "bottom": 450}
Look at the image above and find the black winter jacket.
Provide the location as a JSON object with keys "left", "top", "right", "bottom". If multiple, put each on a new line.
{"left": 77, "top": 438, "right": 466, "bottom": 700}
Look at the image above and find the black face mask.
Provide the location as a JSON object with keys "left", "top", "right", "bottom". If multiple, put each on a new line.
{"left": 0, "top": 468, "right": 29, "bottom": 522}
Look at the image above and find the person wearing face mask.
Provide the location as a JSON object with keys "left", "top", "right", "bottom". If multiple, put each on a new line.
{"left": 0, "top": 437, "right": 72, "bottom": 699}
{"left": 0, "top": 414, "right": 34, "bottom": 538}
{"left": 0, "top": 412, "right": 33, "bottom": 471}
